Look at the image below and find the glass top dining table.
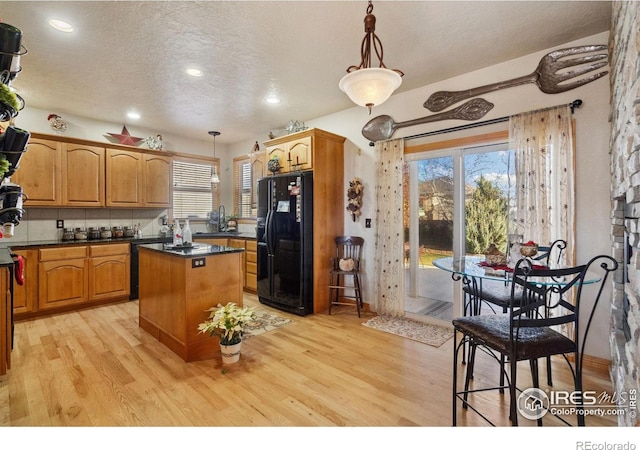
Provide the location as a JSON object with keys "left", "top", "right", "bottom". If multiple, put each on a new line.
{"left": 432, "top": 255, "right": 602, "bottom": 286}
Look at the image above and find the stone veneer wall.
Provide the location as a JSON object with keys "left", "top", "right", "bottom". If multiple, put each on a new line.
{"left": 609, "top": 0, "right": 640, "bottom": 427}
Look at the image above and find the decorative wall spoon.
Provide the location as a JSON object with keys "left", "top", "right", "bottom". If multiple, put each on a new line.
{"left": 362, "top": 98, "right": 494, "bottom": 142}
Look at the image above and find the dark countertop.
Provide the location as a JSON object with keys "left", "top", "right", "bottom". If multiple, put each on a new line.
{"left": 1, "top": 231, "right": 256, "bottom": 250}
{"left": 139, "top": 243, "right": 244, "bottom": 258}
{"left": 3, "top": 236, "right": 171, "bottom": 249}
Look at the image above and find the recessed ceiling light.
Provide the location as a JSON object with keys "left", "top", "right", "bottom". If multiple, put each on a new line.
{"left": 48, "top": 19, "right": 74, "bottom": 33}
{"left": 265, "top": 96, "right": 281, "bottom": 105}
{"left": 186, "top": 68, "right": 203, "bottom": 77}
{"left": 127, "top": 112, "right": 141, "bottom": 120}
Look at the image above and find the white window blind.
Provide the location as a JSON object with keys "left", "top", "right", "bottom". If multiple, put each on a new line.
{"left": 234, "top": 158, "right": 254, "bottom": 218}
{"left": 172, "top": 160, "right": 218, "bottom": 219}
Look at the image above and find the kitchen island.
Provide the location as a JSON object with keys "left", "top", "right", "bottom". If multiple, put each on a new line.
{"left": 138, "top": 243, "right": 244, "bottom": 362}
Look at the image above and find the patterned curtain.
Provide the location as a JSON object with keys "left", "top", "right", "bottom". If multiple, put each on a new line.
{"left": 374, "top": 138, "right": 405, "bottom": 317}
{"left": 509, "top": 104, "right": 575, "bottom": 266}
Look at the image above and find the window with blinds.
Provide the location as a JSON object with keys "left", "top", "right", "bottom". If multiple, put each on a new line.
{"left": 172, "top": 159, "right": 218, "bottom": 219}
{"left": 233, "top": 156, "right": 254, "bottom": 218}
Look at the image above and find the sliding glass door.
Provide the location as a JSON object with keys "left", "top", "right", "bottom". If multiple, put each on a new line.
{"left": 404, "top": 141, "right": 514, "bottom": 324}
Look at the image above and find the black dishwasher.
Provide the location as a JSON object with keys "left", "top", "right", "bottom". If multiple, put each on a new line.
{"left": 130, "top": 237, "right": 171, "bottom": 299}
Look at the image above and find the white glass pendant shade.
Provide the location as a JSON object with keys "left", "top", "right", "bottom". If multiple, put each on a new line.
{"left": 211, "top": 167, "right": 220, "bottom": 184}
{"left": 339, "top": 67, "right": 402, "bottom": 112}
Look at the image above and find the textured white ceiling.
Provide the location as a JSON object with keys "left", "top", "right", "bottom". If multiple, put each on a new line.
{"left": 2, "top": 1, "right": 612, "bottom": 145}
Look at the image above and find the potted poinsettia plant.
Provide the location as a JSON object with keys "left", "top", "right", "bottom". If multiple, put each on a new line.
{"left": 197, "top": 302, "right": 257, "bottom": 364}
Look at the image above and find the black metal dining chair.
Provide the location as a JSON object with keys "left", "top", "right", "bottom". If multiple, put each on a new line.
{"left": 462, "top": 239, "right": 567, "bottom": 385}
{"left": 452, "top": 255, "right": 617, "bottom": 426}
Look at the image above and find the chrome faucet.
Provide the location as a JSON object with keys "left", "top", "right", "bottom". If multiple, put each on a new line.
{"left": 218, "top": 205, "right": 226, "bottom": 232}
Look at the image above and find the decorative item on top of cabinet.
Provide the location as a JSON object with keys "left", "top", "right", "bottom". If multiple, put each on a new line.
{"left": 47, "top": 113, "right": 68, "bottom": 133}
{"left": 106, "top": 125, "right": 144, "bottom": 146}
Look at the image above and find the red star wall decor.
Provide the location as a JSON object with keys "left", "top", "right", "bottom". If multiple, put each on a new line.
{"left": 107, "top": 125, "right": 144, "bottom": 146}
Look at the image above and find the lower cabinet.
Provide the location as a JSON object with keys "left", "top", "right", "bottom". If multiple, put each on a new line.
{"left": 12, "top": 249, "right": 38, "bottom": 315}
{"left": 1, "top": 266, "right": 10, "bottom": 375}
{"left": 245, "top": 240, "right": 257, "bottom": 292}
{"left": 194, "top": 237, "right": 257, "bottom": 292}
{"left": 38, "top": 246, "right": 89, "bottom": 310}
{"left": 89, "top": 244, "right": 130, "bottom": 302}
{"left": 14, "top": 243, "right": 130, "bottom": 318}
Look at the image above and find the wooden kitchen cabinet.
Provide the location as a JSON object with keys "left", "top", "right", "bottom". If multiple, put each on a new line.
{"left": 38, "top": 246, "right": 89, "bottom": 311}
{"left": 266, "top": 135, "right": 312, "bottom": 173}
{"left": 11, "top": 249, "right": 38, "bottom": 315}
{"left": 11, "top": 137, "right": 63, "bottom": 206}
{"left": 106, "top": 148, "right": 172, "bottom": 207}
{"left": 0, "top": 266, "right": 10, "bottom": 376}
{"left": 62, "top": 143, "right": 105, "bottom": 207}
{"left": 88, "top": 243, "right": 130, "bottom": 302}
{"left": 143, "top": 153, "right": 172, "bottom": 207}
{"left": 194, "top": 238, "right": 229, "bottom": 246}
{"left": 245, "top": 240, "right": 257, "bottom": 292}
{"left": 106, "top": 148, "right": 143, "bottom": 207}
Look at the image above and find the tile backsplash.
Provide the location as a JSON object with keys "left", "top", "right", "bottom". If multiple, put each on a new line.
{"left": 2, "top": 208, "right": 169, "bottom": 243}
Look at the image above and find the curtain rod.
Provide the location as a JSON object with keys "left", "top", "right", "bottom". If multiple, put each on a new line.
{"left": 396, "top": 99, "right": 583, "bottom": 144}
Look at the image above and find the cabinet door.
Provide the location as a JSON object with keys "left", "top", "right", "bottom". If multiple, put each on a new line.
{"left": 245, "top": 240, "right": 257, "bottom": 291}
{"left": 38, "top": 258, "right": 89, "bottom": 310}
{"left": 106, "top": 148, "right": 143, "bottom": 207}
{"left": 89, "top": 254, "right": 130, "bottom": 302}
{"left": 267, "top": 144, "right": 289, "bottom": 174}
{"left": 0, "top": 267, "right": 9, "bottom": 375}
{"left": 251, "top": 151, "right": 266, "bottom": 215}
{"left": 288, "top": 136, "right": 312, "bottom": 171}
{"left": 143, "top": 154, "right": 172, "bottom": 207}
{"left": 12, "top": 249, "right": 38, "bottom": 316}
{"left": 62, "top": 143, "right": 105, "bottom": 207}
{"left": 11, "top": 138, "right": 62, "bottom": 205}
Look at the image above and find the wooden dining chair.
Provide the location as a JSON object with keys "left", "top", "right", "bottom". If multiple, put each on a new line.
{"left": 452, "top": 255, "right": 618, "bottom": 426}
{"left": 328, "top": 236, "right": 364, "bottom": 317}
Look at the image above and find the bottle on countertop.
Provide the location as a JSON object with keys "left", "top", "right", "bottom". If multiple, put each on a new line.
{"left": 173, "top": 219, "right": 183, "bottom": 246}
{"left": 182, "top": 219, "right": 192, "bottom": 245}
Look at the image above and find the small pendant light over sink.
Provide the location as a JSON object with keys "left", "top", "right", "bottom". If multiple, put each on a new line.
{"left": 339, "top": 0, "right": 404, "bottom": 114}
{"left": 208, "top": 130, "right": 220, "bottom": 184}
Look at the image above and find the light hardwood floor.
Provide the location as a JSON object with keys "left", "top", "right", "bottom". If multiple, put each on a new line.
{"left": 0, "top": 293, "right": 617, "bottom": 427}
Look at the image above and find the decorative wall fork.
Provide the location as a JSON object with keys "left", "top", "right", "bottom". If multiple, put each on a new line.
{"left": 423, "top": 45, "right": 608, "bottom": 112}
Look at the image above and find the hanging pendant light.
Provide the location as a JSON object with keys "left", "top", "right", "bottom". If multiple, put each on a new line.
{"left": 339, "top": 0, "right": 404, "bottom": 114}
{"left": 208, "top": 130, "right": 220, "bottom": 183}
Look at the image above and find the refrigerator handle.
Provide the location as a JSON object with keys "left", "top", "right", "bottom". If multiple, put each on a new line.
{"left": 265, "top": 210, "right": 273, "bottom": 254}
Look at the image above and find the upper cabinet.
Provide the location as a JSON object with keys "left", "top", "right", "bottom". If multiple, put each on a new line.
{"left": 266, "top": 135, "right": 312, "bottom": 173}
{"left": 62, "top": 143, "right": 105, "bottom": 207}
{"left": 143, "top": 153, "right": 172, "bottom": 208}
{"left": 106, "top": 149, "right": 172, "bottom": 208}
{"left": 106, "top": 148, "right": 143, "bottom": 206}
{"left": 11, "top": 138, "right": 63, "bottom": 206}
{"left": 14, "top": 133, "right": 173, "bottom": 209}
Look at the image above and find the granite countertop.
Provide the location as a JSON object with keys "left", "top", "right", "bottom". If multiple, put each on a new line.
{"left": 139, "top": 243, "right": 244, "bottom": 258}
{"left": 1, "top": 231, "right": 256, "bottom": 250}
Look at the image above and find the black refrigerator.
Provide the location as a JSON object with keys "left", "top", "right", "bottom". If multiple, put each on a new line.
{"left": 257, "top": 171, "right": 313, "bottom": 316}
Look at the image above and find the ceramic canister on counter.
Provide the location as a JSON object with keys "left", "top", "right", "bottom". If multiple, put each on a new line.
{"left": 100, "top": 227, "right": 112, "bottom": 239}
